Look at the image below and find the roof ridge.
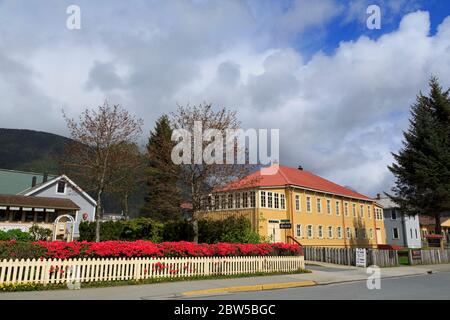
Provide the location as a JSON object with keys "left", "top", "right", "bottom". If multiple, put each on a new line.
{"left": 0, "top": 168, "right": 58, "bottom": 176}
{"left": 277, "top": 166, "right": 291, "bottom": 184}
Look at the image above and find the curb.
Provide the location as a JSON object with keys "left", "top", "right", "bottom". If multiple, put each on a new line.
{"left": 181, "top": 280, "right": 316, "bottom": 297}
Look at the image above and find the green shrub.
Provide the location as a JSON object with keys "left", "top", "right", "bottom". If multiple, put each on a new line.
{"left": 78, "top": 220, "right": 125, "bottom": 241}
{"left": 0, "top": 241, "right": 45, "bottom": 260}
{"left": 162, "top": 219, "right": 193, "bottom": 242}
{"left": 0, "top": 229, "right": 32, "bottom": 241}
{"left": 199, "top": 216, "right": 261, "bottom": 244}
{"left": 29, "top": 224, "right": 52, "bottom": 241}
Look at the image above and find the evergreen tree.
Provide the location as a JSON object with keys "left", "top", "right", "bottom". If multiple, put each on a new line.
{"left": 140, "top": 115, "right": 182, "bottom": 221}
{"left": 388, "top": 77, "right": 450, "bottom": 234}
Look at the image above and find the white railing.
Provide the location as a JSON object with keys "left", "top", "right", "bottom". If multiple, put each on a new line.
{"left": 0, "top": 255, "right": 304, "bottom": 286}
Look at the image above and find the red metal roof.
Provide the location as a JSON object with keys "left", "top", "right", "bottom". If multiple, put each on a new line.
{"left": 217, "top": 165, "right": 372, "bottom": 201}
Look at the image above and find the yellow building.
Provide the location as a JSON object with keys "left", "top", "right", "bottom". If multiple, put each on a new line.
{"left": 196, "top": 165, "right": 386, "bottom": 248}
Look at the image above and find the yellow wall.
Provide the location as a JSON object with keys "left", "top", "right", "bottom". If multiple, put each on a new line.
{"left": 196, "top": 186, "right": 387, "bottom": 248}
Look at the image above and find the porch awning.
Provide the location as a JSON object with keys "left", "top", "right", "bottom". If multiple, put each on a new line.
{"left": 0, "top": 194, "right": 80, "bottom": 211}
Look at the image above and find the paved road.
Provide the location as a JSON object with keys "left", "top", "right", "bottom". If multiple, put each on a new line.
{"left": 185, "top": 272, "right": 450, "bottom": 300}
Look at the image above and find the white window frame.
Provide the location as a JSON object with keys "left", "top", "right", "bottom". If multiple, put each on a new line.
{"left": 346, "top": 227, "right": 351, "bottom": 239}
{"left": 392, "top": 227, "right": 399, "bottom": 239}
{"left": 260, "top": 191, "right": 266, "bottom": 208}
{"left": 344, "top": 202, "right": 349, "bottom": 216}
{"left": 296, "top": 224, "right": 302, "bottom": 238}
{"left": 391, "top": 209, "right": 397, "bottom": 220}
{"left": 352, "top": 203, "right": 356, "bottom": 217}
{"left": 335, "top": 201, "right": 340, "bottom": 216}
{"left": 56, "top": 180, "right": 67, "bottom": 194}
{"left": 327, "top": 226, "right": 334, "bottom": 239}
{"left": 317, "top": 198, "right": 322, "bottom": 214}
{"left": 326, "top": 199, "right": 331, "bottom": 215}
{"left": 295, "top": 195, "right": 300, "bottom": 212}
{"left": 317, "top": 225, "right": 324, "bottom": 239}
{"left": 280, "top": 194, "right": 286, "bottom": 210}
{"left": 369, "top": 228, "right": 374, "bottom": 240}
{"left": 306, "top": 196, "right": 312, "bottom": 213}
{"left": 337, "top": 226, "right": 343, "bottom": 239}
{"left": 360, "top": 204, "right": 364, "bottom": 218}
{"left": 267, "top": 192, "right": 273, "bottom": 208}
{"left": 367, "top": 205, "right": 372, "bottom": 219}
{"left": 307, "top": 225, "right": 313, "bottom": 239}
{"left": 274, "top": 193, "right": 279, "bottom": 209}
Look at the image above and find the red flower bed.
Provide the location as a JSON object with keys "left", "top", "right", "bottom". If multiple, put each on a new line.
{"left": 27, "top": 241, "right": 302, "bottom": 260}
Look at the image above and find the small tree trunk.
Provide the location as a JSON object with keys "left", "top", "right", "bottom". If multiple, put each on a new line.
{"left": 435, "top": 212, "right": 442, "bottom": 235}
{"left": 192, "top": 218, "right": 199, "bottom": 243}
{"left": 95, "top": 189, "right": 103, "bottom": 242}
{"left": 191, "top": 181, "right": 199, "bottom": 243}
{"left": 124, "top": 193, "right": 129, "bottom": 219}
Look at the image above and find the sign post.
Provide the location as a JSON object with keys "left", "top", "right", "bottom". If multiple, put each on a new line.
{"left": 355, "top": 248, "right": 367, "bottom": 267}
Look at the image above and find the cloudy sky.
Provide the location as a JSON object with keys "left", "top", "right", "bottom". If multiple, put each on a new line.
{"left": 1, "top": 0, "right": 450, "bottom": 196}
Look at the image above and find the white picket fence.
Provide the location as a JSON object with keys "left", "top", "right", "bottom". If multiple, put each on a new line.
{"left": 0, "top": 255, "right": 304, "bottom": 286}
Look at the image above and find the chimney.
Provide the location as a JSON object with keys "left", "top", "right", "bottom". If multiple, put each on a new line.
{"left": 297, "top": 165, "right": 303, "bottom": 171}
{"left": 31, "top": 176, "right": 37, "bottom": 187}
{"left": 376, "top": 193, "right": 381, "bottom": 200}
{"left": 43, "top": 173, "right": 48, "bottom": 183}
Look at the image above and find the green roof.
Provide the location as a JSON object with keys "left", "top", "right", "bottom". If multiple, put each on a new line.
{"left": 0, "top": 169, "right": 58, "bottom": 195}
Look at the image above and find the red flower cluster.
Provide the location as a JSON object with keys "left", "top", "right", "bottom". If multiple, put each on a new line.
{"left": 28, "top": 241, "right": 302, "bottom": 260}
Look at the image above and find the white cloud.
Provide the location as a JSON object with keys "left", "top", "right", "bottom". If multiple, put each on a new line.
{"left": 0, "top": 1, "right": 449, "bottom": 197}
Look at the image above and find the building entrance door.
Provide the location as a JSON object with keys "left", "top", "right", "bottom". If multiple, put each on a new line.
{"left": 376, "top": 228, "right": 382, "bottom": 244}
{"left": 268, "top": 220, "right": 281, "bottom": 243}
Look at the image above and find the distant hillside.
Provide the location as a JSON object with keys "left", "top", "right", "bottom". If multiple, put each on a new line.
{"left": 0, "top": 128, "right": 71, "bottom": 174}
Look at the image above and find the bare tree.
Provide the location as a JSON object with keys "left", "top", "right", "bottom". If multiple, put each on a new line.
{"left": 61, "top": 102, "right": 143, "bottom": 242}
{"left": 171, "top": 104, "right": 257, "bottom": 243}
{"left": 108, "top": 142, "right": 146, "bottom": 218}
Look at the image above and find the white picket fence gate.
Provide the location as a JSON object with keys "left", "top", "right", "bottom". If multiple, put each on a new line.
{"left": 0, "top": 255, "right": 304, "bottom": 286}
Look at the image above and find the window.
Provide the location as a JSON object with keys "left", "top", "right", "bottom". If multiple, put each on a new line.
{"left": 242, "top": 192, "right": 248, "bottom": 208}
{"left": 346, "top": 227, "right": 351, "bottom": 239}
{"left": 335, "top": 201, "right": 340, "bottom": 216}
{"left": 280, "top": 194, "right": 286, "bottom": 210}
{"left": 392, "top": 228, "right": 399, "bottom": 239}
{"left": 415, "top": 229, "right": 418, "bottom": 239}
{"left": 296, "top": 224, "right": 302, "bottom": 238}
{"left": 0, "top": 207, "right": 7, "bottom": 222}
{"left": 215, "top": 195, "right": 221, "bottom": 210}
{"left": 326, "top": 199, "right": 331, "bottom": 215}
{"left": 367, "top": 206, "right": 371, "bottom": 219}
{"left": 295, "top": 195, "right": 300, "bottom": 211}
{"left": 267, "top": 192, "right": 273, "bottom": 208}
{"left": 221, "top": 194, "right": 227, "bottom": 209}
{"left": 344, "top": 202, "right": 349, "bottom": 216}
{"left": 260, "top": 191, "right": 266, "bottom": 208}
{"left": 57, "top": 180, "right": 66, "bottom": 194}
{"left": 352, "top": 204, "right": 356, "bottom": 217}
{"left": 391, "top": 210, "right": 397, "bottom": 220}
{"left": 317, "top": 198, "right": 322, "bottom": 213}
{"left": 235, "top": 193, "right": 241, "bottom": 209}
{"left": 250, "top": 191, "right": 256, "bottom": 208}
{"left": 228, "top": 194, "right": 234, "bottom": 209}
{"left": 360, "top": 205, "right": 364, "bottom": 218}
{"left": 307, "top": 225, "right": 313, "bottom": 239}
{"left": 317, "top": 225, "right": 324, "bottom": 239}
{"left": 355, "top": 228, "right": 359, "bottom": 239}
{"left": 306, "top": 197, "right": 312, "bottom": 213}
{"left": 328, "top": 226, "right": 333, "bottom": 239}
{"left": 369, "top": 228, "right": 374, "bottom": 240}
{"left": 337, "top": 227, "right": 342, "bottom": 239}
{"left": 274, "top": 193, "right": 279, "bottom": 209}
{"left": 362, "top": 229, "right": 367, "bottom": 239}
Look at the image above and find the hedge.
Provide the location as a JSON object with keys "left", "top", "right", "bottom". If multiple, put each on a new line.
{"left": 0, "top": 240, "right": 302, "bottom": 260}
{"left": 79, "top": 216, "right": 261, "bottom": 244}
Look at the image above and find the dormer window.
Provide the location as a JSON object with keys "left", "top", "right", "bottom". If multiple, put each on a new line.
{"left": 57, "top": 180, "right": 66, "bottom": 194}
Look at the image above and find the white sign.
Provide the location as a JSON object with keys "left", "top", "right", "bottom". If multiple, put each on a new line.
{"left": 356, "top": 248, "right": 367, "bottom": 267}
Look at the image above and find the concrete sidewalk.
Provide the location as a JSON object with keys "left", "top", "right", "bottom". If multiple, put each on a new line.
{"left": 1, "top": 262, "right": 449, "bottom": 300}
